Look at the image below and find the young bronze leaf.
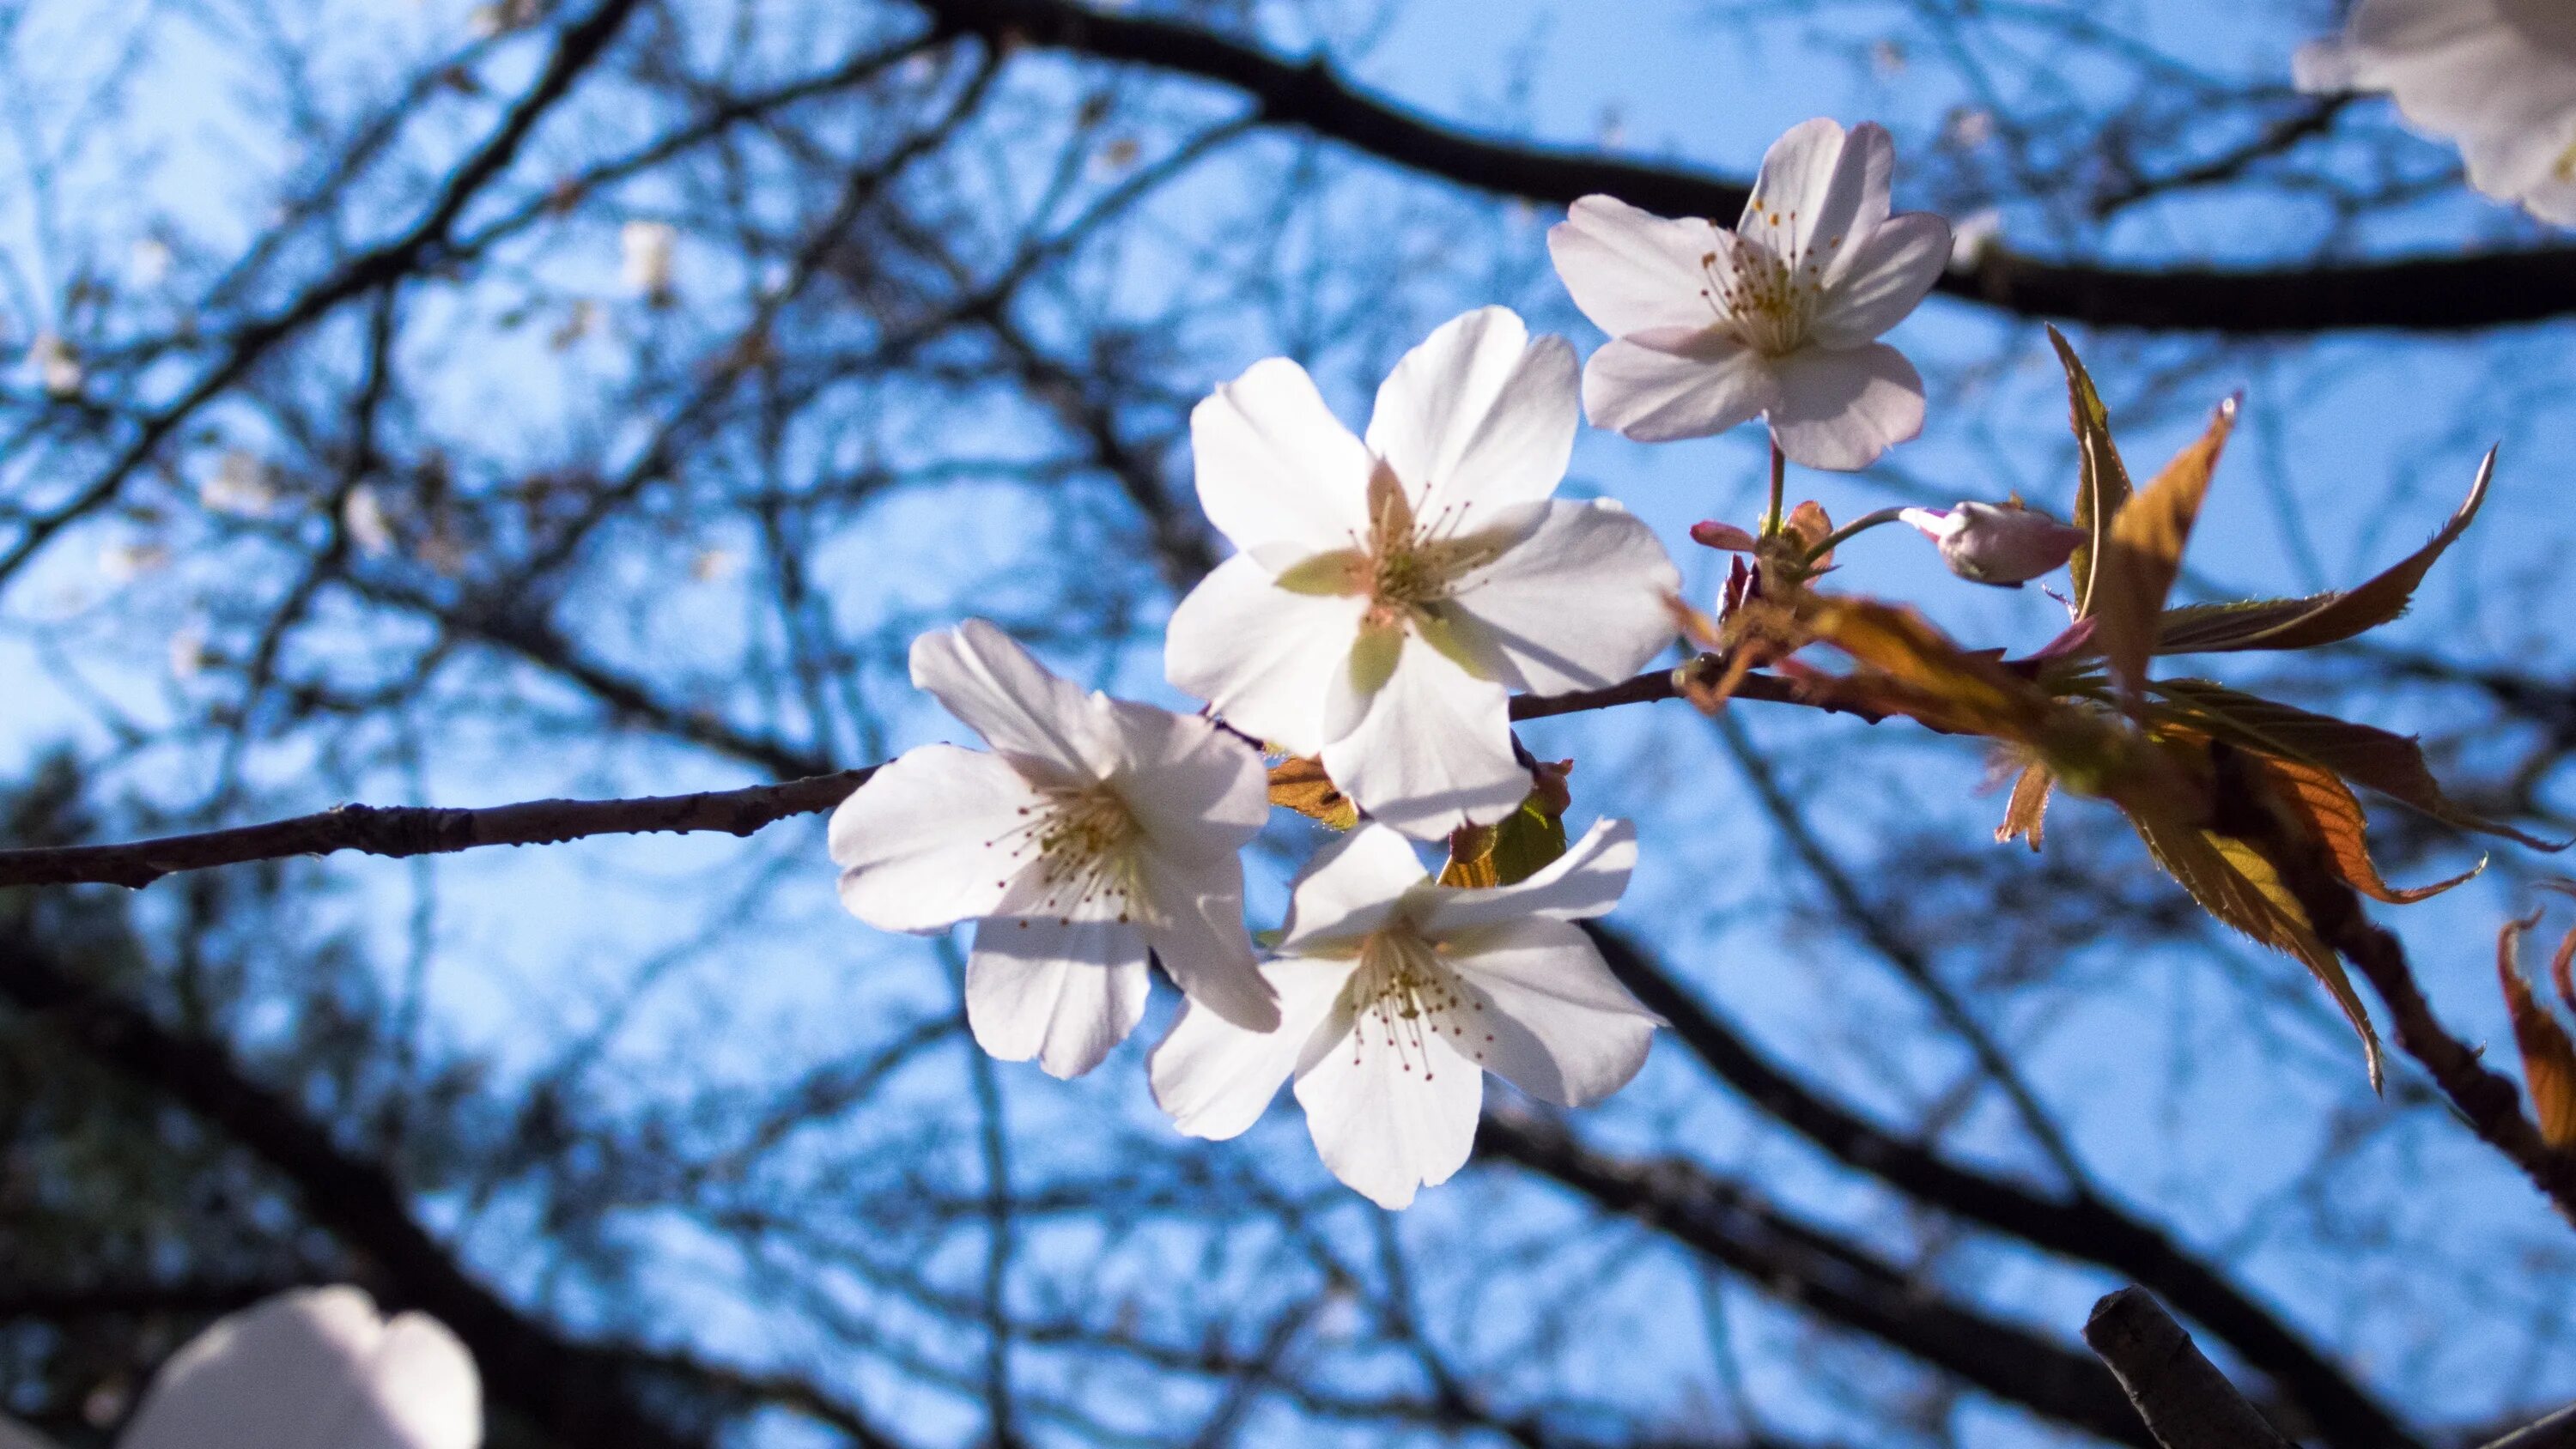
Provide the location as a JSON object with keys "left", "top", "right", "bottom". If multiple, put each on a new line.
{"left": 1997, "top": 759, "right": 2054, "bottom": 852}
{"left": 2234, "top": 750, "right": 2482, "bottom": 904}
{"left": 2091, "top": 396, "right": 2238, "bottom": 705}
{"left": 2047, "top": 325, "right": 2132, "bottom": 619}
{"left": 1268, "top": 755, "right": 1358, "bottom": 829}
{"left": 2499, "top": 916, "right": 2576, "bottom": 1149}
{"left": 1796, "top": 596, "right": 2056, "bottom": 741}
{"left": 1783, "top": 500, "right": 1836, "bottom": 568}
{"left": 2129, "top": 803, "right": 2384, "bottom": 1089}
{"left": 2154, "top": 678, "right": 2563, "bottom": 850}
{"left": 2152, "top": 448, "right": 2494, "bottom": 656}
{"left": 1438, "top": 790, "right": 1568, "bottom": 888}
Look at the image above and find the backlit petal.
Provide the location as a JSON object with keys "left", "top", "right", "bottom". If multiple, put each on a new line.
{"left": 1814, "top": 212, "right": 1949, "bottom": 348}
{"left": 1137, "top": 846, "right": 1278, "bottom": 1032}
{"left": 1765, "top": 342, "right": 1924, "bottom": 471}
{"left": 911, "top": 620, "right": 1116, "bottom": 781}
{"left": 1320, "top": 636, "right": 1523, "bottom": 840}
{"left": 1102, "top": 698, "right": 1269, "bottom": 845}
{"left": 1420, "top": 817, "right": 1637, "bottom": 935}
{"left": 1164, "top": 553, "right": 1370, "bottom": 754}
{"left": 1293, "top": 1001, "right": 1484, "bottom": 1210}
{"left": 1741, "top": 118, "right": 1889, "bottom": 270}
{"left": 1445, "top": 916, "right": 1658, "bottom": 1107}
{"left": 965, "top": 915, "right": 1151, "bottom": 1078}
{"left": 831, "top": 744, "right": 1048, "bottom": 934}
{"left": 1279, "top": 823, "right": 1429, "bottom": 952}
{"left": 1365, "top": 306, "right": 1579, "bottom": 514}
{"left": 1447, "top": 500, "right": 1680, "bottom": 695}
{"left": 1582, "top": 331, "right": 1777, "bottom": 443}
{"left": 1192, "top": 356, "right": 1376, "bottom": 555}
{"left": 1549, "top": 196, "right": 1730, "bottom": 337}
{"left": 1150, "top": 956, "right": 1353, "bottom": 1140}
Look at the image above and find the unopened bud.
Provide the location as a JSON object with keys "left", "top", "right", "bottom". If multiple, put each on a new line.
{"left": 1899, "top": 501, "right": 2082, "bottom": 587}
{"left": 1689, "top": 519, "right": 1759, "bottom": 552}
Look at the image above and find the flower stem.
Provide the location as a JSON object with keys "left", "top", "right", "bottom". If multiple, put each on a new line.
{"left": 1801, "top": 506, "right": 1911, "bottom": 565}
{"left": 1759, "top": 437, "right": 1787, "bottom": 538}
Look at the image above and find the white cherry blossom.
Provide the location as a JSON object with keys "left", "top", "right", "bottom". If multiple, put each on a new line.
{"left": 1899, "top": 501, "right": 2083, "bottom": 586}
{"left": 1548, "top": 118, "right": 1950, "bottom": 470}
{"left": 1150, "top": 819, "right": 1661, "bottom": 1210}
{"left": 833, "top": 619, "right": 1278, "bottom": 1077}
{"left": 76, "top": 1286, "right": 480, "bottom": 1449}
{"left": 1164, "top": 307, "right": 1680, "bottom": 840}
{"left": 2297, "top": 0, "right": 2576, "bottom": 225}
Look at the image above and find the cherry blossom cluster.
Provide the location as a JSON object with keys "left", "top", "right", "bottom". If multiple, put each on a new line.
{"left": 830, "top": 118, "right": 1988, "bottom": 1210}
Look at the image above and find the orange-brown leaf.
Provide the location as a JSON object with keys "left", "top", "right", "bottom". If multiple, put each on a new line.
{"left": 2092, "top": 395, "right": 2238, "bottom": 704}
{"left": 2047, "top": 325, "right": 2133, "bottom": 619}
{"left": 1268, "top": 755, "right": 1357, "bottom": 830}
{"left": 2500, "top": 916, "right": 2576, "bottom": 1148}
{"left": 2129, "top": 802, "right": 2384, "bottom": 1089}
{"left": 1997, "top": 760, "right": 2055, "bottom": 852}
{"left": 1783, "top": 500, "right": 1836, "bottom": 569}
{"left": 2235, "top": 751, "right": 2482, "bottom": 904}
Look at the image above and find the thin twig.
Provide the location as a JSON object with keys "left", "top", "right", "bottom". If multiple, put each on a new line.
{"left": 2083, "top": 1288, "right": 2294, "bottom": 1449}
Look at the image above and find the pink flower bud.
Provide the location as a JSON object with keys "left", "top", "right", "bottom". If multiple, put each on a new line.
{"left": 1690, "top": 520, "right": 1759, "bottom": 552}
{"left": 1899, "top": 502, "right": 2083, "bottom": 587}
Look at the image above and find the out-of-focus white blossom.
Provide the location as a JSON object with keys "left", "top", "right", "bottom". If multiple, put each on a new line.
{"left": 621, "top": 220, "right": 677, "bottom": 303}
{"left": 2297, "top": 0, "right": 2576, "bottom": 224}
{"left": 27, "top": 333, "right": 82, "bottom": 397}
{"left": 343, "top": 485, "right": 397, "bottom": 555}
{"left": 203, "top": 450, "right": 278, "bottom": 517}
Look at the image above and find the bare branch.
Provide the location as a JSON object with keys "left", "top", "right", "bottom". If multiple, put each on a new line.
{"left": 2083, "top": 1288, "right": 2295, "bottom": 1449}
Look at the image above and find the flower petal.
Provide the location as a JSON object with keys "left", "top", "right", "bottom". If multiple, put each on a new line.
{"left": 1280, "top": 822, "right": 1430, "bottom": 951}
{"left": 966, "top": 916, "right": 1151, "bottom": 1078}
{"left": 1420, "top": 817, "right": 1637, "bottom": 935}
{"left": 1547, "top": 196, "right": 1728, "bottom": 339}
{"left": 1765, "top": 342, "right": 1924, "bottom": 471}
{"left": 1446, "top": 500, "right": 1681, "bottom": 695}
{"left": 1321, "top": 635, "right": 1524, "bottom": 840}
{"left": 1165, "top": 553, "right": 1370, "bottom": 755}
{"left": 911, "top": 620, "right": 1115, "bottom": 781}
{"left": 1741, "top": 118, "right": 1890, "bottom": 270}
{"left": 831, "top": 744, "right": 1047, "bottom": 934}
{"left": 119, "top": 1287, "right": 478, "bottom": 1449}
{"left": 1150, "top": 956, "right": 1353, "bottom": 1140}
{"left": 1138, "top": 846, "right": 1278, "bottom": 1032}
{"left": 1814, "top": 212, "right": 1949, "bottom": 348}
{"left": 1192, "top": 355, "right": 1376, "bottom": 555}
{"left": 1582, "top": 331, "right": 1777, "bottom": 443}
{"left": 1365, "top": 306, "right": 1579, "bottom": 514}
{"left": 1293, "top": 1002, "right": 1485, "bottom": 1210}
{"left": 1102, "top": 698, "right": 1270, "bottom": 843}
{"left": 1447, "top": 915, "right": 1659, "bottom": 1106}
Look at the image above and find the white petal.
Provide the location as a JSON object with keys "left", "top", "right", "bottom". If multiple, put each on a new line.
{"left": 1445, "top": 916, "right": 1659, "bottom": 1106}
{"left": 831, "top": 744, "right": 1046, "bottom": 934}
{"left": 1192, "top": 356, "right": 1375, "bottom": 555}
{"left": 0, "top": 1417, "right": 57, "bottom": 1449}
{"left": 1765, "top": 342, "right": 1924, "bottom": 471}
{"left": 1582, "top": 331, "right": 1777, "bottom": 443}
{"left": 1279, "top": 823, "right": 1430, "bottom": 951}
{"left": 1364, "top": 306, "right": 1579, "bottom": 514}
{"left": 1321, "top": 635, "right": 1525, "bottom": 840}
{"left": 1293, "top": 1002, "right": 1485, "bottom": 1210}
{"left": 1813, "top": 212, "right": 1949, "bottom": 348}
{"left": 1741, "top": 118, "right": 1890, "bottom": 270}
{"left": 1165, "top": 553, "right": 1370, "bottom": 755}
{"left": 1150, "top": 956, "right": 1353, "bottom": 1140}
{"left": 910, "top": 620, "right": 1115, "bottom": 781}
{"left": 1138, "top": 848, "right": 1278, "bottom": 1032}
{"left": 2292, "top": 37, "right": 2362, "bottom": 92}
{"left": 1446, "top": 500, "right": 1680, "bottom": 695}
{"left": 965, "top": 916, "right": 1151, "bottom": 1078}
{"left": 120, "top": 1287, "right": 478, "bottom": 1449}
{"left": 1102, "top": 698, "right": 1270, "bottom": 842}
{"left": 1548, "top": 196, "right": 1728, "bottom": 338}
{"left": 1420, "top": 817, "right": 1638, "bottom": 935}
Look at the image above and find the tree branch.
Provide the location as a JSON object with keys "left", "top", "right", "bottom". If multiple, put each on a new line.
{"left": 2083, "top": 1288, "right": 2296, "bottom": 1449}
{"left": 904, "top": 0, "right": 2576, "bottom": 335}
{"left": 0, "top": 771, "right": 876, "bottom": 889}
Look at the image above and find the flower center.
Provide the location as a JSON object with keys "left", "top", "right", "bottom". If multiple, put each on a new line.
{"left": 987, "top": 784, "right": 1149, "bottom": 926}
{"left": 1355, "top": 463, "right": 1505, "bottom": 630}
{"left": 1341, "top": 925, "right": 1493, "bottom": 1079}
{"left": 1702, "top": 238, "right": 1830, "bottom": 356}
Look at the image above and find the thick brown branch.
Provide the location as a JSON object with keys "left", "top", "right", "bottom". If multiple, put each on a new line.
{"left": 908, "top": 0, "right": 2576, "bottom": 335}
{"left": 0, "top": 938, "right": 706, "bottom": 1449}
{"left": 0, "top": 771, "right": 876, "bottom": 889}
{"left": 2083, "top": 1288, "right": 2296, "bottom": 1449}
